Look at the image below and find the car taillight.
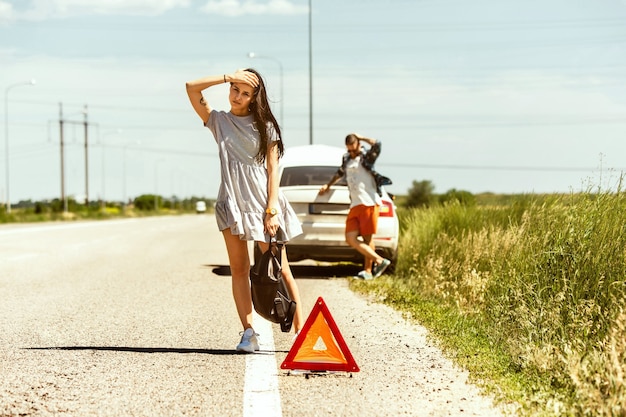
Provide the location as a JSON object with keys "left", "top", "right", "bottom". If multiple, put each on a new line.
{"left": 379, "top": 201, "right": 394, "bottom": 217}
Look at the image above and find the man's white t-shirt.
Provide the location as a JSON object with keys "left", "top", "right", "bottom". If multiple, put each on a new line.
{"left": 345, "top": 156, "right": 382, "bottom": 208}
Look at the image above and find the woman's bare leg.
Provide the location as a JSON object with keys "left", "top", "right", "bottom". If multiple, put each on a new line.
{"left": 222, "top": 231, "right": 253, "bottom": 330}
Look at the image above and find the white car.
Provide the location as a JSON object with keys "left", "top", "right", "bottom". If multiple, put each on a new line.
{"left": 277, "top": 144, "right": 399, "bottom": 269}
{"left": 195, "top": 201, "right": 207, "bottom": 213}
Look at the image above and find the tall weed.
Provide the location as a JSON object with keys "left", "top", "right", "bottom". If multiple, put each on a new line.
{"left": 387, "top": 188, "right": 626, "bottom": 415}
{"left": 569, "top": 307, "right": 626, "bottom": 416}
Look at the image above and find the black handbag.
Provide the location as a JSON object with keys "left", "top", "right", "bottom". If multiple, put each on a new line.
{"left": 250, "top": 236, "right": 296, "bottom": 332}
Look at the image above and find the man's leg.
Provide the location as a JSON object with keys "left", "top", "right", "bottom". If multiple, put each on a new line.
{"left": 345, "top": 230, "right": 383, "bottom": 269}
{"left": 362, "top": 234, "right": 374, "bottom": 273}
{"left": 346, "top": 205, "right": 385, "bottom": 278}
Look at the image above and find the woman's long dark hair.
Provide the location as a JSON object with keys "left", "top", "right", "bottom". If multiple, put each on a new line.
{"left": 244, "top": 68, "right": 283, "bottom": 164}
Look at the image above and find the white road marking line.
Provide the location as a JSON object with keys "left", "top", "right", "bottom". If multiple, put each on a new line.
{"left": 243, "top": 313, "right": 282, "bottom": 417}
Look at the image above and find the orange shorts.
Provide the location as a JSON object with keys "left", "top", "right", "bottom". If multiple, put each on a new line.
{"left": 345, "top": 204, "right": 379, "bottom": 236}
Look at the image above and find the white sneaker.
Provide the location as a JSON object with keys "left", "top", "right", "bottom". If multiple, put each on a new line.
{"left": 236, "top": 328, "right": 260, "bottom": 353}
{"left": 356, "top": 270, "right": 373, "bottom": 280}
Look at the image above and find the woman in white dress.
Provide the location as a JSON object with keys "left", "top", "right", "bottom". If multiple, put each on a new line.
{"left": 186, "top": 68, "right": 304, "bottom": 352}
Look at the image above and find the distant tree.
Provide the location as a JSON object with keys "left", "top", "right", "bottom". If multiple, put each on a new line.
{"left": 50, "top": 199, "right": 64, "bottom": 213}
{"left": 66, "top": 198, "right": 81, "bottom": 212}
{"left": 134, "top": 194, "right": 158, "bottom": 211}
{"left": 439, "top": 188, "right": 476, "bottom": 206}
{"left": 404, "top": 180, "right": 435, "bottom": 208}
{"left": 34, "top": 202, "right": 46, "bottom": 214}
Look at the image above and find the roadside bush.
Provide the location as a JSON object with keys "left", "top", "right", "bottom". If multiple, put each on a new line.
{"left": 50, "top": 199, "right": 64, "bottom": 213}
{"left": 404, "top": 179, "right": 436, "bottom": 208}
{"left": 438, "top": 188, "right": 476, "bottom": 206}
{"left": 34, "top": 202, "right": 47, "bottom": 214}
{"left": 0, "top": 196, "right": 211, "bottom": 223}
{"left": 134, "top": 194, "right": 158, "bottom": 211}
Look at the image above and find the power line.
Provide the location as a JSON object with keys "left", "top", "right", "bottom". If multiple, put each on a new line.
{"left": 10, "top": 140, "right": 618, "bottom": 174}
{"left": 13, "top": 99, "right": 189, "bottom": 114}
{"left": 35, "top": 17, "right": 626, "bottom": 34}
{"left": 377, "top": 162, "right": 624, "bottom": 173}
{"left": 11, "top": 115, "right": 626, "bottom": 133}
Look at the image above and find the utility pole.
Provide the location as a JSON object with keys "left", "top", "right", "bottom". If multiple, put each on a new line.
{"left": 308, "top": 0, "right": 313, "bottom": 145}
{"left": 59, "top": 103, "right": 95, "bottom": 212}
{"left": 59, "top": 102, "right": 66, "bottom": 213}
{"left": 83, "top": 104, "right": 89, "bottom": 206}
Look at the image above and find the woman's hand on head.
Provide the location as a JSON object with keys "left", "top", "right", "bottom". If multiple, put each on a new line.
{"left": 231, "top": 69, "right": 259, "bottom": 88}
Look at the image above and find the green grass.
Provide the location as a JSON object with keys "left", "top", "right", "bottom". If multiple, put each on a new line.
{"left": 352, "top": 186, "right": 626, "bottom": 416}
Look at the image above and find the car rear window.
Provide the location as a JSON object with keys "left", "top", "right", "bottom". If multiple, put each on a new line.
{"left": 280, "top": 166, "right": 347, "bottom": 187}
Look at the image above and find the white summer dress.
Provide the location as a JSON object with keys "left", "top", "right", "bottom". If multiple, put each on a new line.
{"left": 206, "top": 110, "right": 302, "bottom": 243}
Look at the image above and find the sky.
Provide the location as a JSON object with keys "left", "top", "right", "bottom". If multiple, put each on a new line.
{"left": 2, "top": 0, "right": 626, "bottom": 205}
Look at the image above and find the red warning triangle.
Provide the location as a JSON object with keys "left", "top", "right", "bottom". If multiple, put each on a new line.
{"left": 281, "top": 297, "right": 360, "bottom": 372}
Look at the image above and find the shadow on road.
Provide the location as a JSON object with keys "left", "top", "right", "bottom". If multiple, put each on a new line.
{"left": 207, "top": 263, "right": 362, "bottom": 278}
{"left": 26, "top": 346, "right": 288, "bottom": 355}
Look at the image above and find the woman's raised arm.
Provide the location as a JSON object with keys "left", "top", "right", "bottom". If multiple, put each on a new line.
{"left": 185, "top": 75, "right": 226, "bottom": 124}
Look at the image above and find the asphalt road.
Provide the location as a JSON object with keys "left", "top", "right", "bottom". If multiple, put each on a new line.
{"left": 0, "top": 215, "right": 507, "bottom": 417}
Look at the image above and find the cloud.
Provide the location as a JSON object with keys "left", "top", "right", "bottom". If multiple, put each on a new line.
{"left": 0, "top": 0, "right": 306, "bottom": 22}
{"left": 0, "top": 1, "right": 15, "bottom": 23}
{"left": 0, "top": 0, "right": 191, "bottom": 21}
{"left": 199, "top": 0, "right": 308, "bottom": 17}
